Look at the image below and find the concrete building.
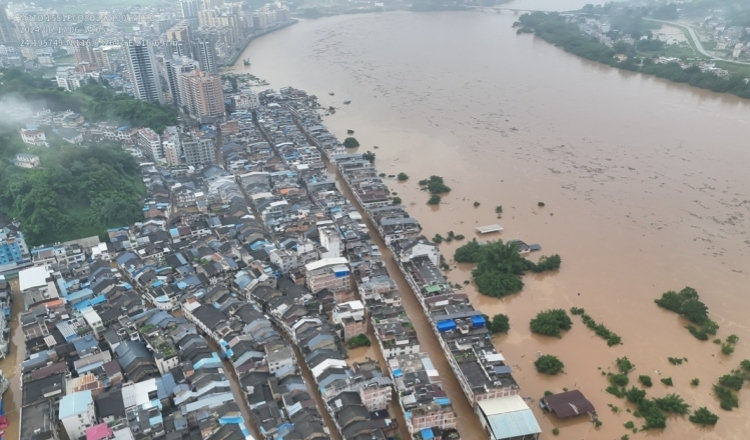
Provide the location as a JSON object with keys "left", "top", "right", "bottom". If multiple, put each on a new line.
{"left": 92, "top": 45, "right": 118, "bottom": 73}
{"left": 125, "top": 39, "right": 164, "bottom": 104}
{"left": 476, "top": 395, "right": 541, "bottom": 440}
{"left": 304, "top": 257, "right": 351, "bottom": 295}
{"left": 0, "top": 223, "right": 30, "bottom": 273}
{"left": 181, "top": 132, "right": 216, "bottom": 168}
{"left": 59, "top": 390, "right": 96, "bottom": 440}
{"left": 0, "top": 4, "right": 16, "bottom": 45}
{"left": 19, "top": 266, "right": 58, "bottom": 310}
{"left": 73, "top": 36, "right": 96, "bottom": 72}
{"left": 136, "top": 128, "right": 163, "bottom": 161}
{"left": 193, "top": 39, "right": 217, "bottom": 74}
{"left": 166, "top": 20, "right": 192, "bottom": 58}
{"left": 166, "top": 56, "right": 199, "bottom": 109}
{"left": 181, "top": 70, "right": 224, "bottom": 123}
{"left": 14, "top": 153, "right": 40, "bottom": 168}
{"left": 162, "top": 126, "right": 182, "bottom": 166}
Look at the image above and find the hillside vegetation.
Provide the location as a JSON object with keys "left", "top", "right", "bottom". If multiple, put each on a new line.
{"left": 0, "top": 69, "right": 177, "bottom": 132}
{"left": 0, "top": 143, "right": 144, "bottom": 245}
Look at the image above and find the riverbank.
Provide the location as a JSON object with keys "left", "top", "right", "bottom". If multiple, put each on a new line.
{"left": 224, "top": 20, "right": 298, "bottom": 67}
{"left": 515, "top": 12, "right": 750, "bottom": 99}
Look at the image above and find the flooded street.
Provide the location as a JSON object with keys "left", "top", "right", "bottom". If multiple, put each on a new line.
{"left": 232, "top": 4, "right": 750, "bottom": 439}
{"left": 1, "top": 279, "right": 25, "bottom": 440}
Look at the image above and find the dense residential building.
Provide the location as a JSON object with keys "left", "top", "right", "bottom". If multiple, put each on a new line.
{"left": 162, "top": 126, "right": 182, "bottom": 166}
{"left": 136, "top": 128, "right": 163, "bottom": 161}
{"left": 59, "top": 390, "right": 96, "bottom": 440}
{"left": 181, "top": 131, "right": 216, "bottom": 167}
{"left": 304, "top": 257, "right": 351, "bottom": 296}
{"left": 0, "top": 222, "right": 30, "bottom": 273}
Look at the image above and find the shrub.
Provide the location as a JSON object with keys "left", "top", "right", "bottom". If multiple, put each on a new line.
{"left": 689, "top": 407, "right": 719, "bottom": 425}
{"left": 343, "top": 137, "right": 360, "bottom": 148}
{"left": 638, "top": 399, "right": 667, "bottom": 430}
{"left": 552, "top": 427, "right": 559, "bottom": 436}
{"left": 392, "top": 196, "right": 402, "bottom": 205}
{"left": 427, "top": 194, "right": 441, "bottom": 205}
{"left": 624, "top": 386, "right": 646, "bottom": 404}
{"left": 433, "top": 234, "right": 443, "bottom": 244}
{"left": 606, "top": 385, "right": 626, "bottom": 398}
{"left": 347, "top": 334, "right": 370, "bottom": 349}
{"left": 661, "top": 377, "right": 673, "bottom": 386}
{"left": 530, "top": 309, "right": 572, "bottom": 337}
{"left": 741, "top": 359, "right": 750, "bottom": 372}
{"left": 718, "top": 374, "right": 743, "bottom": 391}
{"left": 726, "top": 334, "right": 739, "bottom": 344}
{"left": 535, "top": 355, "right": 564, "bottom": 375}
{"left": 419, "top": 175, "right": 451, "bottom": 194}
{"left": 721, "top": 343, "right": 735, "bottom": 355}
{"left": 691, "top": 378, "right": 700, "bottom": 386}
{"left": 617, "top": 356, "right": 634, "bottom": 374}
{"left": 495, "top": 205, "right": 503, "bottom": 214}
{"left": 610, "top": 373, "right": 629, "bottom": 387}
{"left": 639, "top": 375, "right": 653, "bottom": 387}
{"left": 397, "top": 172, "right": 409, "bottom": 181}
{"left": 538, "top": 201, "right": 545, "bottom": 207}
{"left": 487, "top": 314, "right": 510, "bottom": 334}
{"left": 473, "top": 201, "right": 480, "bottom": 207}
{"left": 668, "top": 357, "right": 684, "bottom": 365}
{"left": 654, "top": 393, "right": 690, "bottom": 414}
{"left": 714, "top": 385, "right": 739, "bottom": 410}
{"left": 362, "top": 151, "right": 375, "bottom": 163}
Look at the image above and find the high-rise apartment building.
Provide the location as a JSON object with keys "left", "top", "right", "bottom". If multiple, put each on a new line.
{"left": 181, "top": 70, "right": 224, "bottom": 123}
{"left": 74, "top": 36, "right": 97, "bottom": 72}
{"left": 125, "top": 40, "right": 165, "bottom": 104}
{"left": 166, "top": 21, "right": 192, "bottom": 58}
{"left": 165, "top": 56, "right": 199, "bottom": 109}
{"left": 179, "top": 0, "right": 200, "bottom": 19}
{"left": 0, "top": 3, "right": 16, "bottom": 45}
{"left": 193, "top": 39, "right": 217, "bottom": 74}
{"left": 92, "top": 45, "right": 118, "bottom": 72}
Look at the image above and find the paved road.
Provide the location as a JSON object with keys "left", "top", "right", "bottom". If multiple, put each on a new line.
{"left": 645, "top": 18, "right": 750, "bottom": 66}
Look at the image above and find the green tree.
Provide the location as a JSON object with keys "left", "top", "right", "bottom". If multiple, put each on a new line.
{"left": 397, "top": 172, "right": 409, "bottom": 181}
{"left": 419, "top": 175, "right": 451, "bottom": 194}
{"left": 343, "top": 137, "right": 360, "bottom": 148}
{"left": 689, "top": 407, "right": 719, "bottom": 426}
{"left": 454, "top": 239, "right": 483, "bottom": 263}
{"left": 616, "top": 356, "right": 635, "bottom": 373}
{"left": 535, "top": 354, "right": 564, "bottom": 375}
{"left": 487, "top": 314, "right": 510, "bottom": 334}
{"left": 530, "top": 309, "right": 572, "bottom": 337}
{"left": 347, "top": 334, "right": 370, "bottom": 348}
{"left": 624, "top": 386, "right": 646, "bottom": 404}
{"left": 654, "top": 393, "right": 690, "bottom": 414}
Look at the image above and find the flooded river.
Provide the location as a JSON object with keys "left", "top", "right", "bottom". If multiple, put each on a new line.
{"left": 232, "top": 2, "right": 750, "bottom": 439}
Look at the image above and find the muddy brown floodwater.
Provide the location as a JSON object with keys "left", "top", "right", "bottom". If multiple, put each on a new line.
{"left": 234, "top": 7, "right": 750, "bottom": 440}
